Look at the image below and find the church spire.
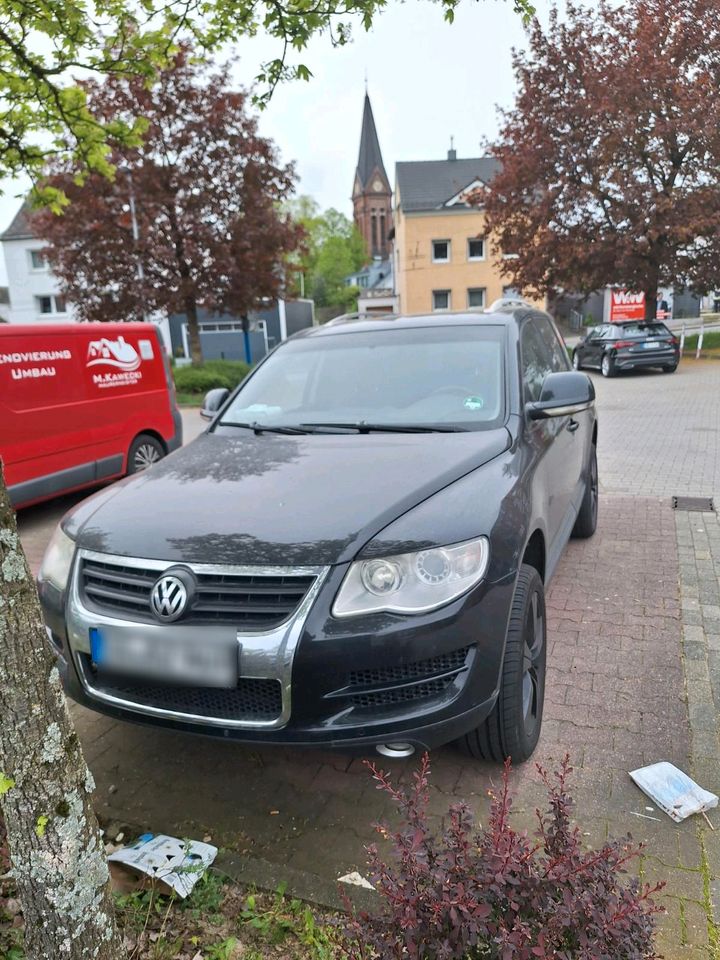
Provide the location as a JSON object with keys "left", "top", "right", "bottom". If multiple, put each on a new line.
{"left": 355, "top": 92, "right": 388, "bottom": 190}
{"left": 352, "top": 92, "right": 392, "bottom": 259}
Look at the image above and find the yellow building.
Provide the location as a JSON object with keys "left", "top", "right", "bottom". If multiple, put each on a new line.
{"left": 393, "top": 152, "right": 543, "bottom": 315}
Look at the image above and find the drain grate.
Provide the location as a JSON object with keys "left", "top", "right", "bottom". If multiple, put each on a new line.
{"left": 672, "top": 496, "right": 715, "bottom": 512}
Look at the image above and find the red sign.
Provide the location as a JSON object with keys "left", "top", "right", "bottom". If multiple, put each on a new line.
{"left": 609, "top": 290, "right": 645, "bottom": 321}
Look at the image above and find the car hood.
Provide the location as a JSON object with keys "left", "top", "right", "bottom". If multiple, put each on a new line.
{"left": 66, "top": 428, "right": 510, "bottom": 566}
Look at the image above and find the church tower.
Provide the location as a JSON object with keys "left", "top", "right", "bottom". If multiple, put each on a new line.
{"left": 352, "top": 93, "right": 392, "bottom": 260}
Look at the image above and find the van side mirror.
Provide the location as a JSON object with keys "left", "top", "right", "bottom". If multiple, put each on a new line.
{"left": 200, "top": 387, "right": 230, "bottom": 421}
{"left": 526, "top": 371, "right": 595, "bottom": 420}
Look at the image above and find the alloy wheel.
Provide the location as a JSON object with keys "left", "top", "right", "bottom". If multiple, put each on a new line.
{"left": 589, "top": 450, "right": 598, "bottom": 525}
{"left": 134, "top": 443, "right": 162, "bottom": 470}
{"left": 521, "top": 590, "right": 545, "bottom": 736}
{"left": 601, "top": 355, "right": 611, "bottom": 377}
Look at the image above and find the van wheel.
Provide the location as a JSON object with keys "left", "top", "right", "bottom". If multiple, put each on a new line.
{"left": 572, "top": 444, "right": 598, "bottom": 539}
{"left": 128, "top": 434, "right": 165, "bottom": 474}
{"left": 461, "top": 564, "right": 546, "bottom": 763}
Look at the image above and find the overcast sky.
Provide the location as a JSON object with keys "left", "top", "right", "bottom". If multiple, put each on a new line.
{"left": 0, "top": 0, "right": 560, "bottom": 275}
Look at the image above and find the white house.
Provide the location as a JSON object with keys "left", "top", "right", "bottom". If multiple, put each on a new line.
{"left": 0, "top": 202, "right": 78, "bottom": 324}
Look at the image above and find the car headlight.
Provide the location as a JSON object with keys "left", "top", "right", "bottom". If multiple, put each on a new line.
{"left": 39, "top": 525, "right": 76, "bottom": 592}
{"left": 333, "top": 536, "right": 490, "bottom": 618}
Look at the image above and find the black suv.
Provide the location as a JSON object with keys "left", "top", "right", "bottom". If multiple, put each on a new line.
{"left": 572, "top": 321, "right": 680, "bottom": 377}
{"left": 39, "top": 310, "right": 597, "bottom": 763}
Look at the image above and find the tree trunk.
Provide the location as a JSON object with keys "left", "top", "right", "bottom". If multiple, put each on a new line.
{"left": 643, "top": 271, "right": 659, "bottom": 321}
{"left": 185, "top": 293, "right": 203, "bottom": 364}
{"left": 0, "top": 464, "right": 121, "bottom": 960}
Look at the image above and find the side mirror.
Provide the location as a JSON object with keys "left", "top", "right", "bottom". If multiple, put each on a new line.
{"left": 526, "top": 371, "right": 595, "bottom": 420}
{"left": 200, "top": 387, "right": 230, "bottom": 421}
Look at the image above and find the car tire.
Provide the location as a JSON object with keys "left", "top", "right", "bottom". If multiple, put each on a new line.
{"left": 128, "top": 434, "right": 165, "bottom": 474}
{"left": 572, "top": 351, "right": 582, "bottom": 371}
{"left": 662, "top": 364, "right": 678, "bottom": 373}
{"left": 571, "top": 444, "right": 598, "bottom": 539}
{"left": 601, "top": 353, "right": 616, "bottom": 378}
{"left": 462, "top": 564, "right": 546, "bottom": 764}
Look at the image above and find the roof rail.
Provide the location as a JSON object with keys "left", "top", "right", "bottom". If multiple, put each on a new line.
{"left": 325, "top": 311, "right": 399, "bottom": 326}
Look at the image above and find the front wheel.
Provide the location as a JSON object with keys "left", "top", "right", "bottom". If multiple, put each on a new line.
{"left": 601, "top": 353, "right": 616, "bottom": 378}
{"left": 128, "top": 433, "right": 165, "bottom": 474}
{"left": 461, "top": 564, "right": 546, "bottom": 763}
{"left": 572, "top": 444, "right": 598, "bottom": 538}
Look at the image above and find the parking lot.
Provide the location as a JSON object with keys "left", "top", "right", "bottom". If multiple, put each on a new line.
{"left": 16, "top": 360, "right": 720, "bottom": 957}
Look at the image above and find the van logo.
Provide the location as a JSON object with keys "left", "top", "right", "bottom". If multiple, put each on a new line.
{"left": 86, "top": 336, "right": 141, "bottom": 372}
{"left": 150, "top": 574, "right": 190, "bottom": 622}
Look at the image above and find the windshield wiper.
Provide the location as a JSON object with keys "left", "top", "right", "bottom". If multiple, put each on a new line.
{"left": 300, "top": 422, "right": 468, "bottom": 434}
{"left": 217, "top": 421, "right": 310, "bottom": 435}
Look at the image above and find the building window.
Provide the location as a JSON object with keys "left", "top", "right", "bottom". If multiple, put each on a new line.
{"left": 380, "top": 212, "right": 386, "bottom": 250}
{"left": 371, "top": 212, "right": 378, "bottom": 252}
{"left": 467, "top": 238, "right": 485, "bottom": 261}
{"left": 467, "top": 288, "right": 486, "bottom": 308}
{"left": 432, "top": 240, "right": 450, "bottom": 263}
{"left": 432, "top": 289, "right": 451, "bottom": 311}
{"left": 36, "top": 294, "right": 66, "bottom": 315}
{"left": 29, "top": 250, "right": 48, "bottom": 270}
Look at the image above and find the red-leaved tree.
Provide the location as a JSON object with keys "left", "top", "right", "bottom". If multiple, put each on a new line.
{"left": 484, "top": 0, "right": 720, "bottom": 319}
{"left": 34, "top": 48, "right": 304, "bottom": 362}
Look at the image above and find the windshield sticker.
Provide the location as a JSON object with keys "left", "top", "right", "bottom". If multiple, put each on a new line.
{"left": 464, "top": 396, "right": 485, "bottom": 411}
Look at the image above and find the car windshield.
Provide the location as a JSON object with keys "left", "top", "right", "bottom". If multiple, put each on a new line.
{"left": 617, "top": 322, "right": 671, "bottom": 338}
{"left": 216, "top": 324, "right": 505, "bottom": 432}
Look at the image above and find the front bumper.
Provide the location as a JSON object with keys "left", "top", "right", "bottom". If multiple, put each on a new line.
{"left": 39, "top": 552, "right": 514, "bottom": 751}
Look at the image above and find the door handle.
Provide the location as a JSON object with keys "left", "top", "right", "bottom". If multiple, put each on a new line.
{"left": 567, "top": 419, "right": 580, "bottom": 433}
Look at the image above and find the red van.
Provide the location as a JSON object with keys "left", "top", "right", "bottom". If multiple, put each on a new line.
{"left": 0, "top": 322, "right": 182, "bottom": 509}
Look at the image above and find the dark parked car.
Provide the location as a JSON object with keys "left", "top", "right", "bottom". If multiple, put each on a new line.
{"left": 38, "top": 310, "right": 597, "bottom": 763}
{"left": 572, "top": 321, "right": 680, "bottom": 377}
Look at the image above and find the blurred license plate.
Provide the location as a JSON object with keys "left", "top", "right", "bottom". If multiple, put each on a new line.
{"left": 643, "top": 341, "right": 658, "bottom": 348}
{"left": 90, "top": 626, "right": 237, "bottom": 688}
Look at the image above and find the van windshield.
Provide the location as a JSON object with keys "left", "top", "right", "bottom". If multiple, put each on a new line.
{"left": 216, "top": 325, "right": 505, "bottom": 433}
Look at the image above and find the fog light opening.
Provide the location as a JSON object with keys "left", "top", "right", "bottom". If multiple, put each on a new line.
{"left": 376, "top": 742, "right": 415, "bottom": 759}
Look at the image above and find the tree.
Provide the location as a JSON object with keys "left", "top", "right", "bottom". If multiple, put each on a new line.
{"left": 484, "top": 0, "right": 720, "bottom": 319}
{"left": 33, "top": 49, "right": 304, "bottom": 363}
{"left": 0, "top": 0, "right": 534, "bottom": 202}
{"left": 288, "top": 199, "right": 367, "bottom": 309}
{"left": 0, "top": 463, "right": 121, "bottom": 960}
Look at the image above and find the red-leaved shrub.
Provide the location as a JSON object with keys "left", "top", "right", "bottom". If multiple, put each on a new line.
{"left": 342, "top": 755, "right": 663, "bottom": 960}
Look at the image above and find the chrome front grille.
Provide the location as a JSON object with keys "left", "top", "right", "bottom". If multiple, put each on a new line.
{"left": 80, "top": 556, "right": 316, "bottom": 629}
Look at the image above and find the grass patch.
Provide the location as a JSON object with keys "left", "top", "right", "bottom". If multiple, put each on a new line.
{"left": 683, "top": 331, "right": 720, "bottom": 351}
{"left": 176, "top": 392, "right": 204, "bottom": 406}
{"left": 112, "top": 876, "right": 339, "bottom": 960}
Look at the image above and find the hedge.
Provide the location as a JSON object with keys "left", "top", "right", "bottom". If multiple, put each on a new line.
{"left": 173, "top": 360, "right": 251, "bottom": 395}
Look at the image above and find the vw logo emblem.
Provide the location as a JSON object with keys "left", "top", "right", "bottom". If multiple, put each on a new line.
{"left": 150, "top": 572, "right": 191, "bottom": 622}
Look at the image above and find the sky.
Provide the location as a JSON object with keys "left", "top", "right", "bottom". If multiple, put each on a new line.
{"left": 0, "top": 0, "right": 559, "bottom": 277}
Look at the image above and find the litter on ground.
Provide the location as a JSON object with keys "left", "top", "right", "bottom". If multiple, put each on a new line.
{"left": 629, "top": 762, "right": 718, "bottom": 824}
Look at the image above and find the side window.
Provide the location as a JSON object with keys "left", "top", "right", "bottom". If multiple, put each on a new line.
{"left": 535, "top": 316, "right": 570, "bottom": 373}
{"left": 521, "top": 322, "right": 556, "bottom": 402}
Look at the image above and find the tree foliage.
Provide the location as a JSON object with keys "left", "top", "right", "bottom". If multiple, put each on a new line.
{"left": 288, "top": 197, "right": 367, "bottom": 308}
{"left": 33, "top": 49, "right": 303, "bottom": 362}
{"left": 484, "top": 0, "right": 720, "bottom": 318}
{"left": 0, "top": 0, "right": 535, "bottom": 197}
